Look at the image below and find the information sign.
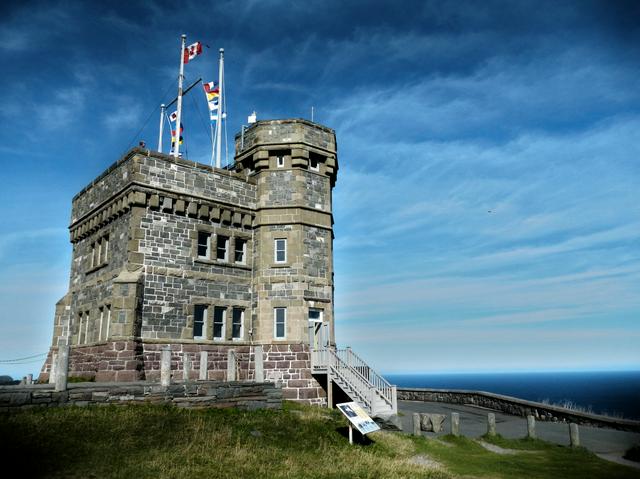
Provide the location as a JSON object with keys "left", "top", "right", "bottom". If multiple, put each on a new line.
{"left": 336, "top": 402, "right": 380, "bottom": 435}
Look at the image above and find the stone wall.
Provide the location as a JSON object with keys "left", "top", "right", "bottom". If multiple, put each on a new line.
{"left": 40, "top": 342, "right": 325, "bottom": 406}
{"left": 0, "top": 381, "right": 281, "bottom": 412}
{"left": 235, "top": 119, "right": 336, "bottom": 156}
{"left": 137, "top": 154, "right": 256, "bottom": 210}
{"left": 398, "top": 388, "right": 640, "bottom": 432}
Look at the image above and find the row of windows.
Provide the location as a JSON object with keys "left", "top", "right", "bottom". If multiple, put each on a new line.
{"left": 274, "top": 151, "right": 320, "bottom": 171}
{"left": 193, "top": 305, "right": 245, "bottom": 340}
{"left": 197, "top": 232, "right": 247, "bottom": 264}
{"left": 90, "top": 235, "right": 109, "bottom": 269}
{"left": 77, "top": 305, "right": 112, "bottom": 345}
{"left": 192, "top": 306, "right": 289, "bottom": 340}
{"left": 197, "top": 234, "right": 287, "bottom": 265}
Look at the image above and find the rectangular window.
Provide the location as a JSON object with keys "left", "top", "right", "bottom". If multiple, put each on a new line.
{"left": 274, "top": 238, "right": 287, "bottom": 263}
{"left": 84, "top": 310, "right": 90, "bottom": 344}
{"left": 274, "top": 307, "right": 286, "bottom": 339}
{"left": 234, "top": 238, "right": 247, "bottom": 264}
{"left": 193, "top": 305, "right": 207, "bottom": 339}
{"left": 91, "top": 243, "right": 97, "bottom": 268}
{"left": 276, "top": 155, "right": 285, "bottom": 167}
{"left": 77, "top": 312, "right": 84, "bottom": 345}
{"left": 105, "top": 305, "right": 111, "bottom": 340}
{"left": 197, "top": 231, "right": 211, "bottom": 258}
{"left": 90, "top": 234, "right": 109, "bottom": 269}
{"left": 98, "top": 306, "right": 104, "bottom": 341}
{"left": 309, "top": 309, "right": 323, "bottom": 323}
{"left": 101, "top": 235, "right": 109, "bottom": 263}
{"left": 309, "top": 155, "right": 319, "bottom": 171}
{"left": 232, "top": 308, "right": 244, "bottom": 340}
{"left": 213, "top": 307, "right": 226, "bottom": 340}
{"left": 216, "top": 235, "right": 229, "bottom": 261}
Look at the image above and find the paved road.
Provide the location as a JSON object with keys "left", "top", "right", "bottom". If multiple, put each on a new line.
{"left": 397, "top": 400, "right": 640, "bottom": 468}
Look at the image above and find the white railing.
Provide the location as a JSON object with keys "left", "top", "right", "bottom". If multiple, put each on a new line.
{"left": 312, "top": 346, "right": 396, "bottom": 415}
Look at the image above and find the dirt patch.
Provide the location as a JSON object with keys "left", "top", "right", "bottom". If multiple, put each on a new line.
{"left": 408, "top": 454, "right": 444, "bottom": 470}
{"left": 477, "top": 440, "right": 519, "bottom": 455}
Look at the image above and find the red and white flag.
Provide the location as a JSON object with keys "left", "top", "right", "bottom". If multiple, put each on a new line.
{"left": 184, "top": 41, "right": 203, "bottom": 64}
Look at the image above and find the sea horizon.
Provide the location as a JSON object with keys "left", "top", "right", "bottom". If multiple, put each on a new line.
{"left": 384, "top": 369, "right": 640, "bottom": 420}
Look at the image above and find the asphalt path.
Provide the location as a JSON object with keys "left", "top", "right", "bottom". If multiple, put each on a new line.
{"left": 398, "top": 400, "right": 640, "bottom": 469}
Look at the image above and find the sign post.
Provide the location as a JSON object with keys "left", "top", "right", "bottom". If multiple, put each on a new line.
{"left": 336, "top": 402, "right": 380, "bottom": 445}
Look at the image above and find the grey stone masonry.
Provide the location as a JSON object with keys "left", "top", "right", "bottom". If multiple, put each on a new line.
{"left": 0, "top": 381, "right": 282, "bottom": 412}
{"left": 398, "top": 388, "right": 640, "bottom": 432}
{"left": 40, "top": 119, "right": 339, "bottom": 406}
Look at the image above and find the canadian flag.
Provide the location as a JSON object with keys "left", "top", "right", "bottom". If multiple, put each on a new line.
{"left": 184, "top": 41, "right": 203, "bottom": 64}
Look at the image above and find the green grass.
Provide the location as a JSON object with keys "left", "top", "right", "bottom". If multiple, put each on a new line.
{"left": 415, "top": 433, "right": 640, "bottom": 479}
{"left": 0, "top": 403, "right": 638, "bottom": 479}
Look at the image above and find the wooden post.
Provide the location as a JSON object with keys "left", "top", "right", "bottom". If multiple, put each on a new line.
{"left": 451, "top": 412, "right": 460, "bottom": 436}
{"left": 54, "top": 344, "right": 69, "bottom": 392}
{"left": 391, "top": 385, "right": 397, "bottom": 414}
{"left": 160, "top": 346, "right": 171, "bottom": 387}
{"left": 527, "top": 415, "right": 536, "bottom": 439}
{"left": 569, "top": 423, "right": 580, "bottom": 447}
{"left": 487, "top": 413, "right": 496, "bottom": 436}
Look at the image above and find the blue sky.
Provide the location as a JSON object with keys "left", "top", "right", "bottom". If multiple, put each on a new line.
{"left": 1, "top": 0, "right": 639, "bottom": 378}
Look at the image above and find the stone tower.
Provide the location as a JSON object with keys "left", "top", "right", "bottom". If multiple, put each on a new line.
{"left": 39, "top": 119, "right": 338, "bottom": 403}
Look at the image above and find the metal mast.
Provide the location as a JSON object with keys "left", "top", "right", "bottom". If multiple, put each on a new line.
{"left": 173, "top": 34, "right": 187, "bottom": 158}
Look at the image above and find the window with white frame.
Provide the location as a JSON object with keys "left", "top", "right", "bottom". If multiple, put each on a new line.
{"left": 234, "top": 238, "right": 247, "bottom": 264}
{"left": 77, "top": 312, "right": 84, "bottom": 345}
{"left": 213, "top": 307, "right": 226, "bottom": 340}
{"left": 274, "top": 307, "right": 286, "bottom": 339}
{"left": 90, "top": 234, "right": 109, "bottom": 269}
{"left": 193, "top": 305, "right": 208, "bottom": 339}
{"left": 197, "top": 231, "right": 211, "bottom": 259}
{"left": 274, "top": 238, "right": 287, "bottom": 263}
{"left": 309, "top": 155, "right": 319, "bottom": 171}
{"left": 98, "top": 306, "right": 105, "bottom": 341}
{"left": 216, "top": 235, "right": 229, "bottom": 261}
{"left": 309, "top": 308, "right": 323, "bottom": 323}
{"left": 232, "top": 308, "right": 244, "bottom": 340}
{"left": 276, "top": 155, "right": 285, "bottom": 167}
{"left": 101, "top": 235, "right": 109, "bottom": 264}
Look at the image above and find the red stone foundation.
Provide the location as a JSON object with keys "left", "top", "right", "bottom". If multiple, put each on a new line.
{"left": 39, "top": 341, "right": 326, "bottom": 405}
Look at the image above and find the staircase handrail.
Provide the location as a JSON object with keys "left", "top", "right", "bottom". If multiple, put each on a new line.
{"left": 327, "top": 348, "right": 373, "bottom": 409}
{"left": 335, "top": 348, "right": 394, "bottom": 405}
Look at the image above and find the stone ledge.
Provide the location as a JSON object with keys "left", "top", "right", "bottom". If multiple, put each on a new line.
{"left": 0, "top": 381, "right": 281, "bottom": 413}
{"left": 398, "top": 387, "right": 640, "bottom": 432}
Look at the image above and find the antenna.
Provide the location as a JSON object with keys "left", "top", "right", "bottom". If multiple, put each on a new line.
{"left": 311, "top": 106, "right": 314, "bottom": 122}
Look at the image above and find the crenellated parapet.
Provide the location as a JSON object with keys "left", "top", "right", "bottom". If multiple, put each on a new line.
{"left": 70, "top": 188, "right": 255, "bottom": 243}
{"left": 233, "top": 119, "right": 338, "bottom": 186}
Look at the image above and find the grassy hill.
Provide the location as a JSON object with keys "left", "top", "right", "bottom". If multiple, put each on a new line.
{"left": 0, "top": 402, "right": 638, "bottom": 478}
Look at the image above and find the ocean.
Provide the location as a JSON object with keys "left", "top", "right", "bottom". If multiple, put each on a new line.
{"left": 385, "top": 370, "right": 640, "bottom": 420}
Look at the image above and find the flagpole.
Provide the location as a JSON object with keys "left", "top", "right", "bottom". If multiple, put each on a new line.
{"left": 173, "top": 34, "right": 187, "bottom": 158}
{"left": 158, "top": 103, "right": 166, "bottom": 152}
{"left": 214, "top": 124, "right": 215, "bottom": 166}
{"left": 215, "top": 48, "right": 224, "bottom": 169}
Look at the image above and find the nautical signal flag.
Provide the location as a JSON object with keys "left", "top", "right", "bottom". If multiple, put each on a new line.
{"left": 169, "top": 111, "right": 184, "bottom": 146}
{"left": 203, "top": 81, "right": 220, "bottom": 123}
{"left": 184, "top": 42, "right": 203, "bottom": 64}
{"left": 203, "top": 81, "right": 219, "bottom": 102}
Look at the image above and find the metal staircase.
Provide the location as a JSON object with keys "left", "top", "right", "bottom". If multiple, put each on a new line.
{"left": 311, "top": 347, "right": 397, "bottom": 417}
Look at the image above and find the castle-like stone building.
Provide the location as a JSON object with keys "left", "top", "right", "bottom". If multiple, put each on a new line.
{"left": 39, "top": 119, "right": 338, "bottom": 403}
